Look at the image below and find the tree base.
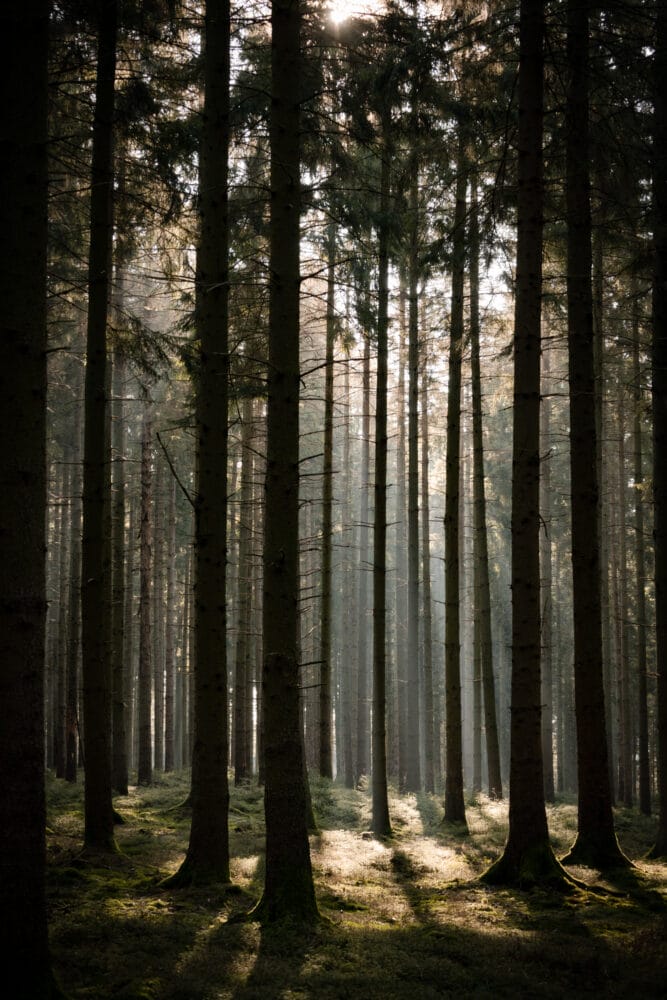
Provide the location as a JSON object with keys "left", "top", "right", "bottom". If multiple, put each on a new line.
{"left": 481, "top": 840, "right": 582, "bottom": 891}
{"left": 246, "top": 874, "right": 319, "bottom": 927}
{"left": 561, "top": 833, "right": 633, "bottom": 871}
{"left": 161, "top": 856, "right": 231, "bottom": 889}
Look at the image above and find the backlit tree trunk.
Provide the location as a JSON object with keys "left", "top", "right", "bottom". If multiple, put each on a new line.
{"left": 562, "top": 0, "right": 627, "bottom": 868}
{"left": 81, "top": 0, "right": 118, "bottom": 852}
{"left": 170, "top": 0, "right": 231, "bottom": 885}
{"left": 483, "top": 0, "right": 566, "bottom": 886}
{"left": 443, "top": 126, "right": 467, "bottom": 827}
{"left": 254, "top": 0, "right": 318, "bottom": 921}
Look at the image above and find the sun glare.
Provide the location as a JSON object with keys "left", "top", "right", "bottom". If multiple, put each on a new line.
{"left": 328, "top": 0, "right": 378, "bottom": 25}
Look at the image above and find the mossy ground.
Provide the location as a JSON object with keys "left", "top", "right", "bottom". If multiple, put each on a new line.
{"left": 46, "top": 773, "right": 666, "bottom": 998}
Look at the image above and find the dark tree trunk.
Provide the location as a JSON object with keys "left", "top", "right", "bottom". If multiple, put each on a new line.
{"left": 0, "top": 2, "right": 59, "bottom": 991}
{"left": 170, "top": 0, "right": 231, "bottom": 885}
{"left": 631, "top": 296, "right": 650, "bottom": 816}
{"left": 111, "top": 352, "right": 128, "bottom": 794}
{"left": 540, "top": 348, "right": 555, "bottom": 804}
{"left": 443, "top": 127, "right": 467, "bottom": 827}
{"left": 561, "top": 0, "right": 627, "bottom": 869}
{"left": 371, "top": 140, "right": 392, "bottom": 838}
{"left": 81, "top": 0, "right": 118, "bottom": 853}
{"left": 407, "top": 171, "right": 422, "bottom": 794}
{"left": 483, "top": 0, "right": 566, "bottom": 887}
{"left": 137, "top": 405, "right": 153, "bottom": 787}
{"left": 253, "top": 0, "right": 317, "bottom": 922}
{"left": 164, "top": 477, "right": 176, "bottom": 773}
{"left": 650, "top": 1, "right": 667, "bottom": 859}
{"left": 234, "top": 395, "right": 254, "bottom": 785}
{"left": 420, "top": 356, "right": 436, "bottom": 793}
{"left": 356, "top": 327, "right": 371, "bottom": 784}
{"left": 319, "top": 222, "right": 336, "bottom": 779}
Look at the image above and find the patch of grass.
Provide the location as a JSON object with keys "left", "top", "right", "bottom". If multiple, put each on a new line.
{"left": 46, "top": 773, "right": 666, "bottom": 999}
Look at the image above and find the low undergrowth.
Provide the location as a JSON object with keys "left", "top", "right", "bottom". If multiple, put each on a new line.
{"left": 46, "top": 772, "right": 667, "bottom": 998}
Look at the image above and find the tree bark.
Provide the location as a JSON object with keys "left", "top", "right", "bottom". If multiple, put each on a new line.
{"left": 562, "top": 0, "right": 628, "bottom": 868}
{"left": 137, "top": 405, "right": 154, "bottom": 787}
{"left": 0, "top": 1, "right": 60, "bottom": 990}
{"left": 371, "top": 138, "right": 392, "bottom": 838}
{"left": 170, "top": 0, "right": 231, "bottom": 885}
{"left": 443, "top": 126, "right": 467, "bottom": 827}
{"left": 319, "top": 222, "right": 336, "bottom": 779}
{"left": 483, "top": 0, "right": 567, "bottom": 886}
{"left": 253, "top": 0, "right": 317, "bottom": 921}
{"left": 80, "top": 0, "right": 118, "bottom": 852}
{"left": 650, "top": 0, "right": 667, "bottom": 859}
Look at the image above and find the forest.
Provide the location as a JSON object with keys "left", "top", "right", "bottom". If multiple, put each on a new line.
{"left": 2, "top": 0, "right": 667, "bottom": 996}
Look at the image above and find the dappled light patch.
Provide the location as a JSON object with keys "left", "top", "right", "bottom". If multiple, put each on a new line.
{"left": 46, "top": 775, "right": 666, "bottom": 999}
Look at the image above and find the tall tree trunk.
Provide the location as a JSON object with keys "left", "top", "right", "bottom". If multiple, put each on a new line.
{"left": 153, "top": 460, "right": 165, "bottom": 772}
{"left": 341, "top": 351, "right": 356, "bottom": 788}
{"left": 593, "top": 230, "right": 616, "bottom": 800}
{"left": 562, "top": 0, "right": 627, "bottom": 868}
{"left": 170, "top": 0, "right": 231, "bottom": 885}
{"left": 164, "top": 477, "right": 176, "bottom": 773}
{"left": 469, "top": 180, "right": 503, "bottom": 801}
{"left": 81, "top": 0, "right": 118, "bottom": 852}
{"left": 443, "top": 127, "right": 467, "bottom": 827}
{"left": 540, "top": 348, "right": 555, "bottom": 804}
{"left": 137, "top": 405, "right": 153, "bottom": 787}
{"left": 632, "top": 293, "right": 651, "bottom": 816}
{"left": 0, "top": 2, "right": 59, "bottom": 989}
{"left": 356, "top": 326, "right": 371, "bottom": 784}
{"left": 253, "top": 0, "right": 317, "bottom": 922}
{"left": 420, "top": 354, "right": 436, "bottom": 793}
{"left": 650, "top": 0, "right": 667, "bottom": 859}
{"left": 395, "top": 275, "right": 409, "bottom": 791}
{"left": 615, "top": 384, "right": 634, "bottom": 807}
{"left": 319, "top": 222, "right": 335, "bottom": 779}
{"left": 111, "top": 353, "right": 128, "bottom": 794}
{"left": 371, "top": 137, "right": 392, "bottom": 838}
{"left": 407, "top": 171, "right": 422, "bottom": 793}
{"left": 234, "top": 395, "right": 254, "bottom": 784}
{"left": 483, "top": 0, "right": 566, "bottom": 886}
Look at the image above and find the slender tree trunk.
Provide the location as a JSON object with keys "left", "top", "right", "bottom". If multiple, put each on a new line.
{"left": 371, "top": 138, "right": 392, "bottom": 838}
{"left": 137, "top": 405, "right": 153, "bottom": 787}
{"left": 124, "top": 482, "right": 136, "bottom": 775}
{"left": 253, "top": 0, "right": 317, "bottom": 921}
{"left": 395, "top": 275, "right": 409, "bottom": 791}
{"left": 483, "top": 0, "right": 567, "bottom": 886}
{"left": 319, "top": 222, "right": 335, "bottom": 779}
{"left": 632, "top": 295, "right": 651, "bottom": 816}
{"left": 420, "top": 355, "right": 436, "bottom": 793}
{"left": 469, "top": 181, "right": 503, "bottom": 801}
{"left": 540, "top": 349, "right": 555, "bottom": 804}
{"left": 616, "top": 385, "right": 634, "bottom": 808}
{"left": 406, "top": 170, "right": 422, "bottom": 793}
{"left": 443, "top": 127, "right": 467, "bottom": 827}
{"left": 234, "top": 395, "right": 254, "bottom": 784}
{"left": 562, "top": 0, "right": 627, "bottom": 868}
{"left": 81, "top": 0, "right": 118, "bottom": 852}
{"left": 111, "top": 353, "right": 128, "bottom": 794}
{"left": 164, "top": 476, "right": 176, "bottom": 773}
{"left": 356, "top": 327, "right": 371, "bottom": 785}
{"left": 1, "top": 0, "right": 59, "bottom": 985}
{"left": 170, "top": 0, "right": 231, "bottom": 885}
{"left": 342, "top": 352, "right": 356, "bottom": 788}
{"left": 153, "top": 460, "right": 165, "bottom": 772}
{"left": 650, "top": 1, "right": 667, "bottom": 858}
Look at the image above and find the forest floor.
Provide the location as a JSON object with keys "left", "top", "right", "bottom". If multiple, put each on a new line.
{"left": 46, "top": 773, "right": 667, "bottom": 999}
